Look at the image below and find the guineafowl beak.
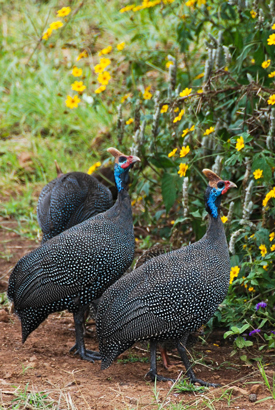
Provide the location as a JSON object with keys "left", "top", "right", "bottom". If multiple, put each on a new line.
{"left": 128, "top": 155, "right": 141, "bottom": 164}
{"left": 222, "top": 180, "right": 237, "bottom": 194}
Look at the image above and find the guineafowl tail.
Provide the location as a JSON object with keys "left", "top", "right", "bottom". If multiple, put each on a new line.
{"left": 100, "top": 339, "right": 135, "bottom": 370}
{"left": 18, "top": 307, "right": 49, "bottom": 343}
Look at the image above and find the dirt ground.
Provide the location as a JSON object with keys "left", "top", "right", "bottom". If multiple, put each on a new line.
{"left": 0, "top": 219, "right": 275, "bottom": 409}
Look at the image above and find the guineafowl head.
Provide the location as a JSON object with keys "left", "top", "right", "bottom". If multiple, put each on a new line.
{"left": 107, "top": 147, "right": 140, "bottom": 192}
{"left": 203, "top": 169, "right": 237, "bottom": 218}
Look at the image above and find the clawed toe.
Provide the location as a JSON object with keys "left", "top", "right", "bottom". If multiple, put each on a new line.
{"left": 190, "top": 377, "right": 220, "bottom": 388}
{"left": 146, "top": 370, "right": 175, "bottom": 382}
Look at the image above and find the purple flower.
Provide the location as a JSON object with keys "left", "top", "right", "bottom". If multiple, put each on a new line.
{"left": 255, "top": 302, "right": 267, "bottom": 310}
{"left": 249, "top": 329, "right": 261, "bottom": 336}
{"left": 271, "top": 331, "right": 275, "bottom": 335}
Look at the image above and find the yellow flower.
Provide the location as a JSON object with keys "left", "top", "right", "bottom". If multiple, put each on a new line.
{"left": 194, "top": 73, "right": 204, "bottom": 80}
{"left": 269, "top": 71, "right": 275, "bottom": 78}
{"left": 95, "top": 85, "right": 106, "bottom": 94}
{"left": 263, "top": 187, "right": 275, "bottom": 206}
{"left": 168, "top": 148, "right": 177, "bottom": 158}
{"left": 171, "top": 220, "right": 175, "bottom": 225}
{"left": 120, "top": 4, "right": 135, "bottom": 12}
{"left": 235, "top": 136, "right": 245, "bottom": 151}
{"left": 87, "top": 161, "right": 101, "bottom": 175}
{"left": 77, "top": 50, "right": 88, "bottom": 61}
{"left": 263, "top": 265, "right": 268, "bottom": 271}
{"left": 179, "top": 87, "right": 192, "bottom": 97}
{"left": 178, "top": 163, "right": 188, "bottom": 177}
{"left": 71, "top": 81, "right": 86, "bottom": 93}
{"left": 250, "top": 10, "right": 257, "bottom": 18}
{"left": 98, "top": 46, "right": 112, "bottom": 56}
{"left": 243, "top": 244, "right": 247, "bottom": 249}
{"left": 268, "top": 94, "right": 275, "bottom": 105}
{"left": 229, "top": 266, "right": 240, "bottom": 285}
{"left": 98, "top": 71, "right": 111, "bottom": 85}
{"left": 262, "top": 60, "right": 271, "bottom": 69}
{"left": 143, "top": 86, "right": 152, "bottom": 100}
{"left": 267, "top": 33, "right": 275, "bottom": 46}
{"left": 248, "top": 287, "right": 255, "bottom": 292}
{"left": 174, "top": 107, "right": 179, "bottom": 112}
{"left": 204, "top": 126, "right": 215, "bottom": 136}
{"left": 185, "top": 0, "right": 195, "bottom": 6}
{"left": 190, "top": 125, "right": 195, "bottom": 131}
{"left": 259, "top": 244, "right": 267, "bottom": 257}
{"left": 121, "top": 93, "right": 131, "bottom": 103}
{"left": 221, "top": 216, "right": 228, "bottom": 223}
{"left": 166, "top": 61, "right": 173, "bottom": 68}
{"left": 57, "top": 7, "right": 71, "bottom": 17}
{"left": 117, "top": 42, "right": 125, "bottom": 51}
{"left": 197, "top": 0, "right": 206, "bottom": 5}
{"left": 269, "top": 232, "right": 275, "bottom": 242}
{"left": 94, "top": 64, "right": 105, "bottom": 74}
{"left": 72, "top": 67, "right": 82, "bottom": 77}
{"left": 251, "top": 58, "right": 255, "bottom": 64}
{"left": 180, "top": 145, "right": 190, "bottom": 158}
{"left": 100, "top": 58, "right": 111, "bottom": 68}
{"left": 182, "top": 128, "right": 189, "bottom": 138}
{"left": 65, "top": 95, "right": 80, "bottom": 109}
{"left": 272, "top": 24, "right": 275, "bottom": 30}
{"left": 49, "top": 21, "right": 63, "bottom": 30}
{"left": 197, "top": 89, "right": 203, "bottom": 94}
{"left": 173, "top": 109, "right": 185, "bottom": 123}
{"left": 224, "top": 67, "right": 228, "bottom": 71}
{"left": 126, "top": 118, "right": 134, "bottom": 125}
{"left": 42, "top": 28, "right": 53, "bottom": 40}
{"left": 253, "top": 169, "right": 263, "bottom": 180}
{"left": 160, "top": 105, "right": 169, "bottom": 113}
{"left": 271, "top": 244, "right": 275, "bottom": 252}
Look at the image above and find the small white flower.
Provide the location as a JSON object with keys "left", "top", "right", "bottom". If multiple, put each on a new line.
{"left": 82, "top": 94, "right": 94, "bottom": 104}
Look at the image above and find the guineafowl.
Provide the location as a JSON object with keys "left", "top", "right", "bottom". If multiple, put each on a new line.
{"left": 8, "top": 148, "right": 140, "bottom": 362}
{"left": 96, "top": 169, "right": 237, "bottom": 386}
{"left": 37, "top": 160, "right": 114, "bottom": 243}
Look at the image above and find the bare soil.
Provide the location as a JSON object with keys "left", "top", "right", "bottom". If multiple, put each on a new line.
{"left": 0, "top": 220, "right": 274, "bottom": 409}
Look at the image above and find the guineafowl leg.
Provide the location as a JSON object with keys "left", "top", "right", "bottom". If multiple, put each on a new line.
{"left": 146, "top": 341, "right": 175, "bottom": 382}
{"left": 176, "top": 341, "right": 220, "bottom": 387}
{"left": 71, "top": 307, "right": 101, "bottom": 362}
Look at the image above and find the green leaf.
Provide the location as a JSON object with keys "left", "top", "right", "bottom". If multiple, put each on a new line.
{"left": 235, "top": 336, "right": 246, "bottom": 348}
{"left": 244, "top": 340, "right": 253, "bottom": 347}
{"left": 224, "top": 330, "right": 234, "bottom": 338}
{"left": 239, "top": 324, "right": 250, "bottom": 333}
{"left": 161, "top": 173, "right": 177, "bottom": 213}
{"left": 149, "top": 155, "right": 175, "bottom": 169}
{"left": 190, "top": 210, "right": 201, "bottom": 219}
{"left": 231, "top": 326, "right": 241, "bottom": 334}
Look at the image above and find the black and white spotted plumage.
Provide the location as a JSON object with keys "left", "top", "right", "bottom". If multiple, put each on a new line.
{"left": 37, "top": 172, "right": 113, "bottom": 243}
{"left": 96, "top": 171, "right": 237, "bottom": 384}
{"left": 8, "top": 149, "right": 140, "bottom": 355}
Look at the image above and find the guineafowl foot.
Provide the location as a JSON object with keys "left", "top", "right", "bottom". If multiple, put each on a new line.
{"left": 176, "top": 340, "right": 220, "bottom": 388}
{"left": 72, "top": 307, "right": 101, "bottom": 362}
{"left": 147, "top": 370, "right": 175, "bottom": 382}
{"left": 147, "top": 341, "right": 174, "bottom": 382}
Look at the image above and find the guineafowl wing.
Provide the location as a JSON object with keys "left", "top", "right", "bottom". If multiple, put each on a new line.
{"left": 37, "top": 179, "right": 56, "bottom": 235}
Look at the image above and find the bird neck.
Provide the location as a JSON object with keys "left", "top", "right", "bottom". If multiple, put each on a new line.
{"left": 206, "top": 214, "right": 226, "bottom": 242}
{"left": 114, "top": 164, "right": 130, "bottom": 192}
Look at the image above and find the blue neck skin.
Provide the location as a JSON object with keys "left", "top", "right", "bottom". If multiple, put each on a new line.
{"left": 114, "top": 164, "right": 129, "bottom": 192}
{"left": 207, "top": 187, "right": 223, "bottom": 218}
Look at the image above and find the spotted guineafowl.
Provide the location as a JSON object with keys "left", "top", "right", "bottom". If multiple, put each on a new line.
{"left": 37, "top": 160, "right": 113, "bottom": 243}
{"left": 96, "top": 169, "right": 237, "bottom": 386}
{"left": 8, "top": 148, "right": 140, "bottom": 361}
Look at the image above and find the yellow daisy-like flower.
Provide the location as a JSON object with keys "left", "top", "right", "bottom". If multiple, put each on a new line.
{"left": 166, "top": 61, "right": 173, "bottom": 68}
{"left": 143, "top": 86, "right": 152, "bottom": 100}
{"left": 121, "top": 93, "right": 131, "bottom": 103}
{"left": 178, "top": 163, "right": 188, "bottom": 177}
{"left": 253, "top": 169, "right": 263, "bottom": 180}
{"left": 269, "top": 71, "right": 275, "bottom": 78}
{"left": 126, "top": 118, "right": 134, "bottom": 125}
{"left": 267, "top": 33, "right": 275, "bottom": 46}
{"left": 49, "top": 21, "right": 63, "bottom": 30}
{"left": 269, "top": 232, "right": 275, "bottom": 242}
{"left": 94, "top": 64, "right": 105, "bottom": 74}
{"left": 250, "top": 10, "right": 257, "bottom": 18}
{"left": 171, "top": 220, "right": 175, "bottom": 225}
{"left": 72, "top": 67, "right": 82, "bottom": 77}
{"left": 185, "top": 0, "right": 195, "bottom": 6}
{"left": 42, "top": 28, "right": 53, "bottom": 40}
{"left": 248, "top": 287, "right": 255, "bottom": 292}
{"left": 179, "top": 87, "right": 192, "bottom": 98}
{"left": 268, "top": 94, "right": 275, "bottom": 105}
{"left": 65, "top": 95, "right": 80, "bottom": 109}
{"left": 229, "top": 266, "right": 240, "bottom": 285}
{"left": 235, "top": 136, "right": 245, "bottom": 151}
{"left": 271, "top": 244, "right": 275, "bottom": 251}
{"left": 263, "top": 187, "right": 275, "bottom": 206}
{"left": 204, "top": 126, "right": 215, "bottom": 136}
{"left": 98, "top": 71, "right": 111, "bottom": 85}
{"left": 120, "top": 4, "right": 135, "bottom": 12}
{"left": 87, "top": 161, "right": 101, "bottom": 175}
{"left": 98, "top": 46, "right": 112, "bottom": 56}
{"left": 160, "top": 105, "right": 169, "bottom": 113}
{"left": 173, "top": 109, "right": 185, "bottom": 123}
{"left": 182, "top": 128, "right": 189, "bottom": 138}
{"left": 77, "top": 50, "right": 88, "bottom": 61}
{"left": 117, "top": 42, "right": 125, "bottom": 51}
{"left": 100, "top": 58, "right": 111, "bottom": 68}
{"left": 95, "top": 85, "right": 106, "bottom": 94}
{"left": 71, "top": 81, "right": 86, "bottom": 93}
{"left": 262, "top": 60, "right": 271, "bottom": 69}
{"left": 263, "top": 265, "right": 268, "bottom": 271}
{"left": 259, "top": 244, "right": 267, "bottom": 257}
{"left": 194, "top": 73, "right": 204, "bottom": 80}
{"left": 221, "top": 216, "right": 228, "bottom": 223}
{"left": 168, "top": 148, "right": 177, "bottom": 158}
{"left": 272, "top": 23, "right": 275, "bottom": 30}
{"left": 251, "top": 58, "right": 255, "bottom": 64}
{"left": 174, "top": 107, "right": 179, "bottom": 112}
{"left": 197, "top": 89, "right": 204, "bottom": 94}
{"left": 57, "top": 7, "right": 71, "bottom": 17}
{"left": 189, "top": 125, "right": 195, "bottom": 131}
{"left": 197, "top": 0, "right": 206, "bottom": 5}
{"left": 180, "top": 145, "right": 190, "bottom": 158}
